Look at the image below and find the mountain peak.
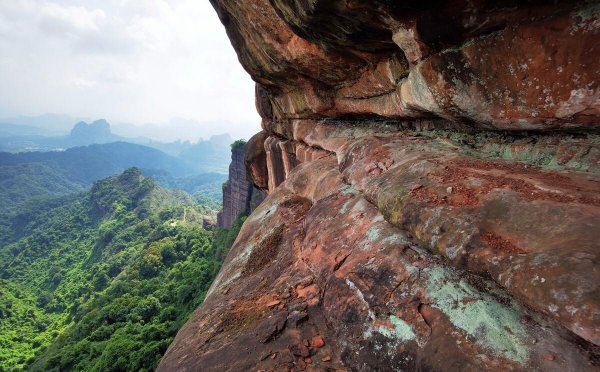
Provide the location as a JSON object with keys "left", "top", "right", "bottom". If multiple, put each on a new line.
{"left": 70, "top": 119, "right": 112, "bottom": 143}
{"left": 90, "top": 119, "right": 110, "bottom": 128}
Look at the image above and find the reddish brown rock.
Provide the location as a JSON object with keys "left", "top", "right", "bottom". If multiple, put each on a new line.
{"left": 311, "top": 335, "right": 325, "bottom": 348}
{"left": 245, "top": 131, "right": 269, "bottom": 191}
{"left": 193, "top": 126, "right": 600, "bottom": 371}
{"left": 338, "top": 134, "right": 600, "bottom": 345}
{"left": 211, "top": 0, "right": 599, "bottom": 129}
{"left": 255, "top": 83, "right": 272, "bottom": 120}
{"left": 265, "top": 300, "right": 280, "bottom": 308}
{"left": 402, "top": 10, "right": 600, "bottom": 129}
{"left": 159, "top": 155, "right": 599, "bottom": 372}
{"left": 161, "top": 1, "right": 600, "bottom": 371}
{"left": 217, "top": 142, "right": 266, "bottom": 228}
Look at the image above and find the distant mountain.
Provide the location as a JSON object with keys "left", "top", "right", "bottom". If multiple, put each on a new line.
{"left": 0, "top": 123, "right": 56, "bottom": 138}
{"left": 111, "top": 117, "right": 254, "bottom": 143}
{"left": 0, "top": 114, "right": 90, "bottom": 135}
{"left": 1, "top": 142, "right": 192, "bottom": 182}
{"left": 144, "top": 169, "right": 227, "bottom": 209}
{"left": 69, "top": 119, "right": 114, "bottom": 145}
{"left": 131, "top": 139, "right": 194, "bottom": 157}
{"left": 178, "top": 134, "right": 233, "bottom": 173}
{"left": 0, "top": 120, "right": 235, "bottom": 173}
{"left": 0, "top": 141, "right": 224, "bottom": 215}
{"left": 0, "top": 119, "right": 122, "bottom": 152}
{"left": 207, "top": 133, "right": 234, "bottom": 146}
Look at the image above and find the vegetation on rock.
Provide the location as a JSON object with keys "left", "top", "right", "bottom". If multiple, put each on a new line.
{"left": 230, "top": 139, "right": 247, "bottom": 151}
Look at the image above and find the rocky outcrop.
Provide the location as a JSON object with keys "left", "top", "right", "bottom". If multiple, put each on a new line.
{"left": 211, "top": 0, "right": 598, "bottom": 130}
{"left": 217, "top": 143, "right": 266, "bottom": 228}
{"left": 160, "top": 2, "right": 600, "bottom": 371}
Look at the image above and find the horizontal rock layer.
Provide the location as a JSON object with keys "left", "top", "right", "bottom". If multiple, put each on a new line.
{"left": 161, "top": 122, "right": 600, "bottom": 371}
{"left": 212, "top": 0, "right": 599, "bottom": 131}
{"left": 160, "top": 1, "right": 600, "bottom": 371}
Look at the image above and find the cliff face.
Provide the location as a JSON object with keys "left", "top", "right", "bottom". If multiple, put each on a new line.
{"left": 217, "top": 144, "right": 266, "bottom": 229}
{"left": 159, "top": 2, "right": 600, "bottom": 371}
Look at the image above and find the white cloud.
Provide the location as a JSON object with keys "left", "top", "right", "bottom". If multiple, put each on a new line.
{"left": 0, "top": 0, "right": 260, "bottom": 140}
{"left": 39, "top": 2, "right": 105, "bottom": 35}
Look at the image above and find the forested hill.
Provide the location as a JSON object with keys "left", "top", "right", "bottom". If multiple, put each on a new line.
{"left": 0, "top": 141, "right": 192, "bottom": 181}
{"left": 0, "top": 142, "right": 227, "bottom": 213}
{"left": 0, "top": 168, "right": 241, "bottom": 371}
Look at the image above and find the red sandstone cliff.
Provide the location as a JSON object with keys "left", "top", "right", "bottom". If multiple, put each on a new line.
{"left": 159, "top": 2, "right": 600, "bottom": 371}
{"left": 217, "top": 143, "right": 266, "bottom": 229}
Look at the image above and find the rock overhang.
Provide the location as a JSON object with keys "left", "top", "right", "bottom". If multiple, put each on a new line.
{"left": 158, "top": 2, "right": 600, "bottom": 371}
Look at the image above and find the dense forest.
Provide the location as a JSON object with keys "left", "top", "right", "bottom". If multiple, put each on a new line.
{"left": 0, "top": 168, "right": 245, "bottom": 371}
{"left": 0, "top": 142, "right": 227, "bottom": 210}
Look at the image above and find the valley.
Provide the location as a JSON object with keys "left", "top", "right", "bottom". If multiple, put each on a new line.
{"left": 0, "top": 121, "right": 249, "bottom": 370}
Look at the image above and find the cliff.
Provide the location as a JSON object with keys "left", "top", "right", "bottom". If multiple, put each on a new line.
{"left": 217, "top": 142, "right": 266, "bottom": 228}
{"left": 159, "top": 2, "right": 600, "bottom": 371}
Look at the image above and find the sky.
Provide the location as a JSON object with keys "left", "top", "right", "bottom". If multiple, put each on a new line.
{"left": 0, "top": 0, "right": 260, "bottom": 140}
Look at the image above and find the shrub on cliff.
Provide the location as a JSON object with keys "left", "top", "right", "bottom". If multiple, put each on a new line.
{"left": 230, "top": 139, "right": 246, "bottom": 152}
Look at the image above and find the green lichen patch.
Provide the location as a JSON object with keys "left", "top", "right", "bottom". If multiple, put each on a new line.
{"left": 322, "top": 120, "right": 400, "bottom": 140}
{"left": 366, "top": 227, "right": 381, "bottom": 242}
{"left": 380, "top": 232, "right": 411, "bottom": 246}
{"left": 397, "top": 256, "right": 419, "bottom": 277}
{"left": 339, "top": 199, "right": 352, "bottom": 214}
{"left": 380, "top": 316, "right": 416, "bottom": 342}
{"left": 215, "top": 271, "right": 241, "bottom": 291}
{"left": 341, "top": 185, "right": 361, "bottom": 195}
{"left": 425, "top": 267, "right": 530, "bottom": 364}
{"left": 413, "top": 129, "right": 600, "bottom": 174}
{"left": 364, "top": 315, "right": 416, "bottom": 344}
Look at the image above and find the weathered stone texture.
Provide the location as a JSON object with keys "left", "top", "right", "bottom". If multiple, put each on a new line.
{"left": 211, "top": 0, "right": 600, "bottom": 130}
{"left": 160, "top": 1, "right": 600, "bottom": 371}
{"left": 217, "top": 144, "right": 266, "bottom": 228}
{"left": 161, "top": 147, "right": 600, "bottom": 371}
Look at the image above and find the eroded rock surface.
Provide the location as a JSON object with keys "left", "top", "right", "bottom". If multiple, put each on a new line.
{"left": 159, "top": 1, "right": 600, "bottom": 371}
{"left": 160, "top": 142, "right": 600, "bottom": 371}
{"left": 218, "top": 144, "right": 266, "bottom": 228}
{"left": 211, "top": 0, "right": 599, "bottom": 129}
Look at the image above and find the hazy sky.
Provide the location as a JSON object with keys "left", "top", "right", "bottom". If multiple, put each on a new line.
{"left": 0, "top": 0, "right": 260, "bottom": 139}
